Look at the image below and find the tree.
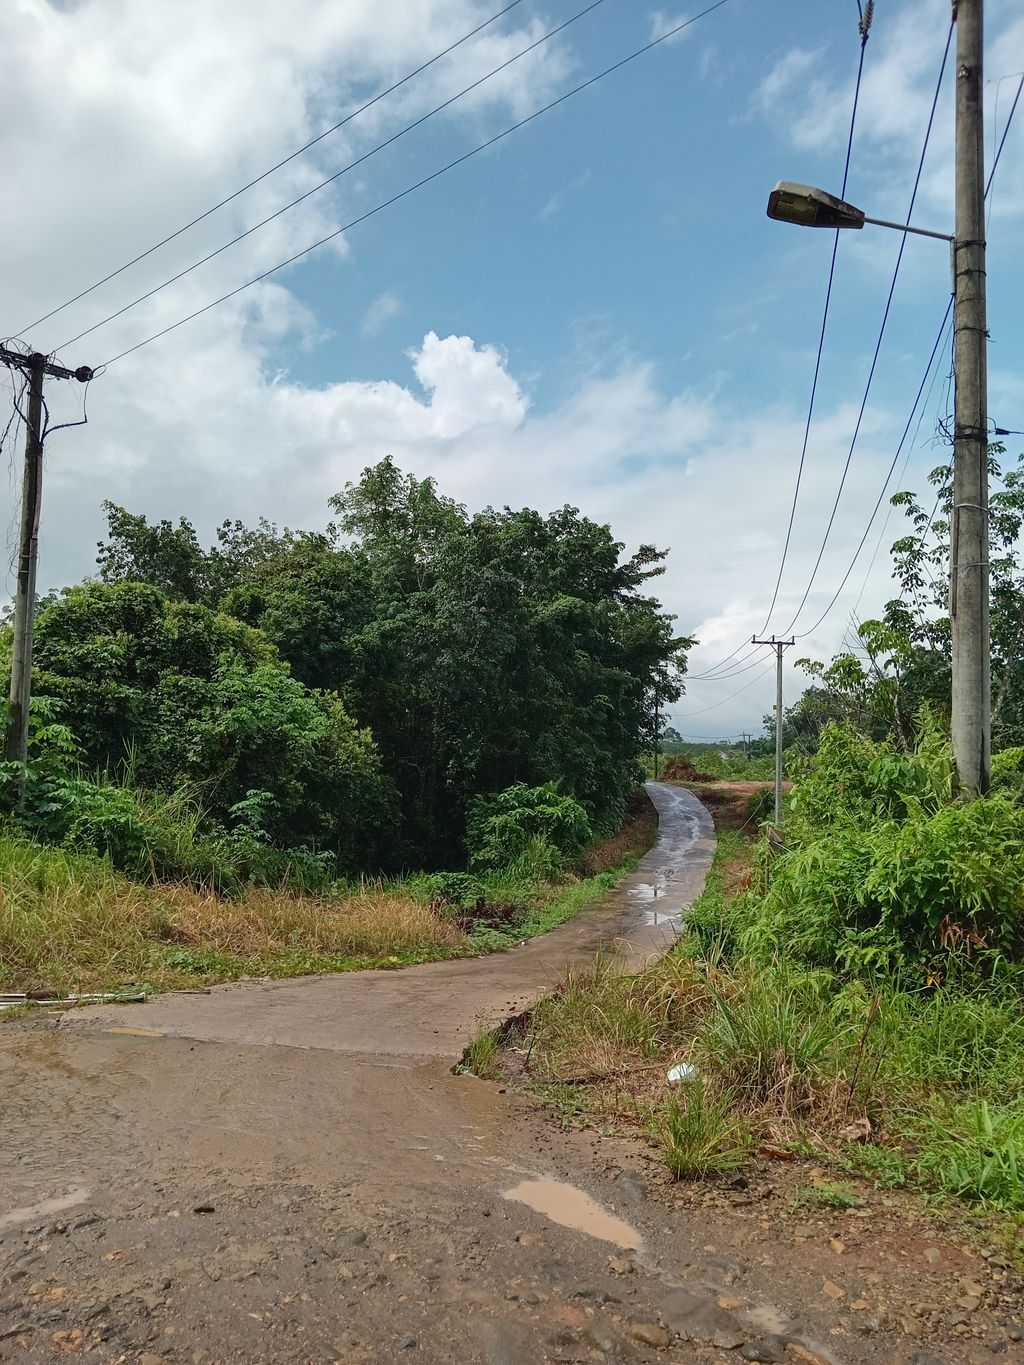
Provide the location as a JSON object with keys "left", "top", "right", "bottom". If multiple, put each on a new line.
{"left": 31, "top": 581, "right": 395, "bottom": 868}
{"left": 786, "top": 446, "right": 1024, "bottom": 752}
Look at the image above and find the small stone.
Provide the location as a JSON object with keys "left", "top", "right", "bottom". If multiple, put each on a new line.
{"left": 630, "top": 1322, "right": 670, "bottom": 1349}
{"left": 850, "top": 1299, "right": 870, "bottom": 1311}
{"left": 899, "top": 1317, "right": 922, "bottom": 1338}
{"left": 740, "top": 1346, "right": 781, "bottom": 1364}
{"left": 923, "top": 1247, "right": 940, "bottom": 1265}
{"left": 50, "top": 1329, "right": 85, "bottom": 1354}
{"left": 399, "top": 1340, "right": 416, "bottom": 1351}
{"left": 615, "top": 1170, "right": 648, "bottom": 1204}
{"left": 139, "top": 1356, "right": 163, "bottom": 1365}
{"left": 785, "top": 1347, "right": 831, "bottom": 1365}
{"left": 515, "top": 1233, "right": 542, "bottom": 1247}
{"left": 957, "top": 1295, "right": 982, "bottom": 1311}
{"left": 829, "top": 1239, "right": 845, "bottom": 1255}
{"left": 821, "top": 1280, "right": 845, "bottom": 1301}
{"left": 583, "top": 1319, "right": 621, "bottom": 1354}
{"left": 718, "top": 1296, "right": 743, "bottom": 1311}
{"left": 713, "top": 1330, "right": 748, "bottom": 1350}
{"left": 608, "top": 1256, "right": 634, "bottom": 1275}
{"left": 959, "top": 1279, "right": 985, "bottom": 1297}
{"left": 192, "top": 1203, "right": 215, "bottom": 1215}
{"left": 793, "top": 1225, "right": 816, "bottom": 1241}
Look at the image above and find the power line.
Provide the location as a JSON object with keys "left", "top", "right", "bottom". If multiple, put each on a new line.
{"left": 91, "top": 0, "right": 734, "bottom": 369}
{"left": 795, "top": 66, "right": 1023, "bottom": 641}
{"left": 778, "top": 15, "right": 955, "bottom": 638}
{"left": 685, "top": 638, "right": 760, "bottom": 680}
{"left": 674, "top": 658, "right": 778, "bottom": 718}
{"left": 757, "top": 6, "right": 871, "bottom": 633}
{"left": 796, "top": 299, "right": 953, "bottom": 639}
{"left": 20, "top": 0, "right": 529, "bottom": 336}
{"left": 850, "top": 307, "right": 954, "bottom": 615}
{"left": 58, "top": 0, "right": 613, "bottom": 352}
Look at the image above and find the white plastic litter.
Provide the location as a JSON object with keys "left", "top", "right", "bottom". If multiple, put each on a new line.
{"left": 666, "top": 1062, "right": 699, "bottom": 1085}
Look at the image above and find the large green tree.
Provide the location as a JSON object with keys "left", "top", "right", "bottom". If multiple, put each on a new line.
{"left": 31, "top": 581, "right": 395, "bottom": 868}
{"left": 94, "top": 460, "right": 690, "bottom": 866}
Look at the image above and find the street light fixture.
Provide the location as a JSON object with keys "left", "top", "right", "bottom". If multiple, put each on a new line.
{"left": 766, "top": 181, "right": 953, "bottom": 244}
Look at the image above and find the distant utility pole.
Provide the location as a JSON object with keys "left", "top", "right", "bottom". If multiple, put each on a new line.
{"left": 950, "top": 0, "right": 990, "bottom": 793}
{"left": 752, "top": 636, "right": 794, "bottom": 825}
{"left": 2, "top": 347, "right": 94, "bottom": 782}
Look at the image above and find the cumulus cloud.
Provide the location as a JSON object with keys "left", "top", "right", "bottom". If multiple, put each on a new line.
{"left": 3, "top": 0, "right": 1001, "bottom": 738}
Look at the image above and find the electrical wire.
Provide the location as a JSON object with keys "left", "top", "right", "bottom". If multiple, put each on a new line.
{"left": 674, "top": 658, "right": 778, "bottom": 718}
{"left": 20, "top": 0, "right": 529, "bottom": 335}
{"left": 850, "top": 307, "right": 954, "bottom": 615}
{"left": 57, "top": 0, "right": 613, "bottom": 352}
{"left": 689, "top": 1, "right": 872, "bottom": 681}
{"left": 685, "top": 639, "right": 760, "bottom": 680}
{"left": 757, "top": 5, "right": 871, "bottom": 634}
{"left": 94, "top": 0, "right": 733, "bottom": 369}
{"left": 778, "top": 15, "right": 955, "bottom": 639}
{"left": 794, "top": 65, "right": 1024, "bottom": 641}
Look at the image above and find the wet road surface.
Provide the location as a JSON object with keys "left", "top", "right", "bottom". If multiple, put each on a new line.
{"left": 57, "top": 783, "right": 716, "bottom": 1056}
{"left": 1, "top": 785, "right": 993, "bottom": 1363}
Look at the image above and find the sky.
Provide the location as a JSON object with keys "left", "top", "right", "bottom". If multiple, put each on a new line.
{"left": 1, "top": 0, "right": 1022, "bottom": 739}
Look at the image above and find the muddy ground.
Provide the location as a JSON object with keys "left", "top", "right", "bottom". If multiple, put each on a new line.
{"left": 1, "top": 785, "right": 1021, "bottom": 1363}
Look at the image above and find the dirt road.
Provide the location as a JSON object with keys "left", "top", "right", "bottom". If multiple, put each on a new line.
{"left": 1, "top": 786, "right": 1017, "bottom": 1363}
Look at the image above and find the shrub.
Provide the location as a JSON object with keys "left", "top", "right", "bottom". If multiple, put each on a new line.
{"left": 466, "top": 783, "right": 591, "bottom": 872}
{"left": 653, "top": 1081, "right": 751, "bottom": 1178}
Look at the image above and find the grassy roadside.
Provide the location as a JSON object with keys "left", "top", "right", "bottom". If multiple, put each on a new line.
{"left": 477, "top": 783, "right": 1024, "bottom": 1257}
{"left": 0, "top": 793, "right": 656, "bottom": 1000}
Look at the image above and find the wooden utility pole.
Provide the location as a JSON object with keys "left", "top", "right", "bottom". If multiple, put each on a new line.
{"left": 752, "top": 636, "right": 794, "bottom": 825}
{"left": 2, "top": 348, "right": 94, "bottom": 781}
{"left": 950, "top": 0, "right": 990, "bottom": 793}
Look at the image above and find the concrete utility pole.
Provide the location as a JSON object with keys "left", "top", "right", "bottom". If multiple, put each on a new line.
{"left": 753, "top": 636, "right": 794, "bottom": 825}
{"left": 2, "top": 347, "right": 94, "bottom": 783}
{"left": 950, "top": 0, "right": 990, "bottom": 793}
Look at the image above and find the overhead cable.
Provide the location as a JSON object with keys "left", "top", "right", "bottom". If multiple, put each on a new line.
{"left": 94, "top": 0, "right": 733, "bottom": 368}
{"left": 778, "top": 16, "right": 955, "bottom": 638}
{"left": 21, "top": 0, "right": 529, "bottom": 334}
{"left": 58, "top": 0, "right": 613, "bottom": 351}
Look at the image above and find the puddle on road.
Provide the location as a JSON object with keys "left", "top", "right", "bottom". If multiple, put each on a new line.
{"left": 0, "top": 1186, "right": 91, "bottom": 1230}
{"left": 502, "top": 1177, "right": 640, "bottom": 1249}
{"left": 103, "top": 1027, "right": 164, "bottom": 1038}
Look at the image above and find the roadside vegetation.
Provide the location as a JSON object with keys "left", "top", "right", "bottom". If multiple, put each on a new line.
{"left": 498, "top": 445, "right": 1024, "bottom": 1229}
{"left": 1, "top": 461, "right": 674, "bottom": 998}
{"left": 505, "top": 723, "right": 1024, "bottom": 1237}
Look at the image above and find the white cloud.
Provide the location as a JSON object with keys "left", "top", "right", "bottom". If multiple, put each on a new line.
{"left": 361, "top": 290, "right": 402, "bottom": 337}
{"left": 755, "top": 0, "right": 1024, "bottom": 225}
{"left": 648, "top": 10, "right": 698, "bottom": 46}
{"left": 0, "top": 0, "right": 976, "bottom": 739}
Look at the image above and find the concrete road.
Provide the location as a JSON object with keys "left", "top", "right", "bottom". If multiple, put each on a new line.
{"left": 2, "top": 785, "right": 985, "bottom": 1364}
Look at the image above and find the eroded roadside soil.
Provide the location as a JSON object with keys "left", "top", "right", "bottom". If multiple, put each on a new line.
{"left": 1, "top": 785, "right": 1021, "bottom": 1363}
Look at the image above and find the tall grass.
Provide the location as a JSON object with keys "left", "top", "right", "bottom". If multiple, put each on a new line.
{"left": 0, "top": 832, "right": 464, "bottom": 995}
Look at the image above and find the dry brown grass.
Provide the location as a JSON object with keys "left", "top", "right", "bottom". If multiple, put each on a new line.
{"left": 0, "top": 836, "right": 465, "bottom": 996}
{"left": 159, "top": 883, "right": 466, "bottom": 958}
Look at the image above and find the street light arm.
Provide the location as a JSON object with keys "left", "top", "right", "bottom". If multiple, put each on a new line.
{"left": 862, "top": 215, "right": 953, "bottom": 242}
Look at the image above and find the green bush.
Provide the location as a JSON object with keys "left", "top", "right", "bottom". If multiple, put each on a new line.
{"left": 26, "top": 582, "right": 397, "bottom": 871}
{"left": 466, "top": 783, "right": 591, "bottom": 873}
{"left": 726, "top": 722, "right": 1024, "bottom": 975}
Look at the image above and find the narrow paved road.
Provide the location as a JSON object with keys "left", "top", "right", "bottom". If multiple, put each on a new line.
{"left": 2, "top": 786, "right": 984, "bottom": 1364}
{"left": 59, "top": 783, "right": 715, "bottom": 1055}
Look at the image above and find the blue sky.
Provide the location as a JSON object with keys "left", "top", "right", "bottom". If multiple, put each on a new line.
{"left": 2, "top": 0, "right": 1022, "bottom": 737}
